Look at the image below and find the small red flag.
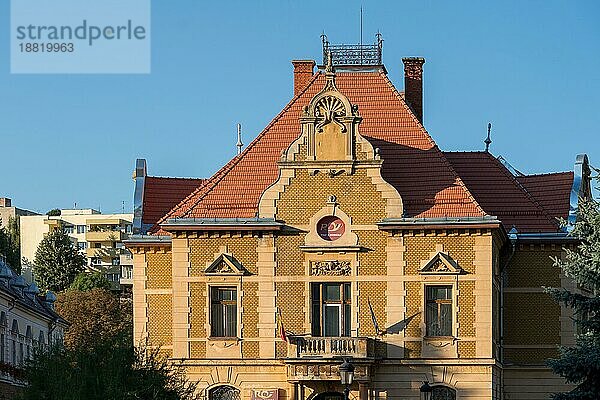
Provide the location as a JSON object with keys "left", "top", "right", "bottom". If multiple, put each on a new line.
{"left": 277, "top": 308, "right": 288, "bottom": 342}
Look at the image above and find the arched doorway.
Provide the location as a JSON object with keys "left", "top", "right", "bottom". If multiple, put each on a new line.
{"left": 209, "top": 385, "right": 241, "bottom": 400}
{"left": 313, "top": 392, "right": 344, "bottom": 400}
{"left": 431, "top": 386, "right": 456, "bottom": 400}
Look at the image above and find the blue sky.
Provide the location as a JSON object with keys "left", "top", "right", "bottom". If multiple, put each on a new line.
{"left": 1, "top": 0, "right": 599, "bottom": 214}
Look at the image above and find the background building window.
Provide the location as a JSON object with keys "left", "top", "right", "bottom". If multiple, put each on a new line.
{"left": 311, "top": 282, "right": 351, "bottom": 337}
{"left": 210, "top": 287, "right": 237, "bottom": 337}
{"left": 76, "top": 225, "right": 86, "bottom": 234}
{"left": 426, "top": 285, "right": 453, "bottom": 337}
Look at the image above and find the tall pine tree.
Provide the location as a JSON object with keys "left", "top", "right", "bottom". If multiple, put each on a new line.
{"left": 34, "top": 228, "right": 86, "bottom": 292}
{"left": 546, "top": 197, "right": 600, "bottom": 399}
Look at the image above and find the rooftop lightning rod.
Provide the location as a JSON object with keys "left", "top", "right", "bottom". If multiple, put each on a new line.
{"left": 484, "top": 122, "right": 492, "bottom": 152}
{"left": 236, "top": 123, "right": 243, "bottom": 155}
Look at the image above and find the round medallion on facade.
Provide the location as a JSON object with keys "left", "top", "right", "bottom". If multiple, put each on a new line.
{"left": 317, "top": 216, "right": 345, "bottom": 241}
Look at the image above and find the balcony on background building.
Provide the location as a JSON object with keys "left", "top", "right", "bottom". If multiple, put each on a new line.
{"left": 86, "top": 247, "right": 122, "bottom": 258}
{"left": 85, "top": 230, "right": 126, "bottom": 242}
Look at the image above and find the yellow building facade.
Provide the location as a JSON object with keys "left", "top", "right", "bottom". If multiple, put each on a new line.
{"left": 127, "top": 41, "right": 591, "bottom": 400}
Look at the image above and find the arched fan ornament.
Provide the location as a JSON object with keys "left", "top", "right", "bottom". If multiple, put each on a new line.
{"left": 315, "top": 95, "right": 347, "bottom": 132}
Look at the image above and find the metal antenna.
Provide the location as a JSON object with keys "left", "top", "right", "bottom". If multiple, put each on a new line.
{"left": 236, "top": 123, "right": 243, "bottom": 155}
{"left": 360, "top": 6, "right": 363, "bottom": 64}
{"left": 484, "top": 122, "right": 492, "bottom": 152}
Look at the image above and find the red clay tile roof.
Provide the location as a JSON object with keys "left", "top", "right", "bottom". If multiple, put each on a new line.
{"left": 443, "top": 152, "right": 571, "bottom": 233}
{"left": 142, "top": 176, "right": 205, "bottom": 227}
{"left": 516, "top": 172, "right": 573, "bottom": 221}
{"left": 152, "top": 70, "right": 486, "bottom": 233}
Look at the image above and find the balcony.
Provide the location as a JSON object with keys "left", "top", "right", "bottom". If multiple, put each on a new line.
{"left": 285, "top": 337, "right": 376, "bottom": 382}
{"left": 86, "top": 230, "right": 126, "bottom": 242}
{"left": 87, "top": 247, "right": 120, "bottom": 258}
{"left": 288, "top": 337, "right": 374, "bottom": 359}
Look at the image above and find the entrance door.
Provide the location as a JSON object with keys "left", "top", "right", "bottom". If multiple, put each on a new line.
{"left": 314, "top": 392, "right": 343, "bottom": 400}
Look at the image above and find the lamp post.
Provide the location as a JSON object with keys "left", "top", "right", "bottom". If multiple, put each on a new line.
{"left": 419, "top": 381, "right": 432, "bottom": 400}
{"left": 339, "top": 358, "right": 355, "bottom": 400}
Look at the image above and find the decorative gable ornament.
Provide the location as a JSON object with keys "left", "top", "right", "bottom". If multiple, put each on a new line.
{"left": 205, "top": 254, "right": 247, "bottom": 276}
{"left": 419, "top": 252, "right": 464, "bottom": 275}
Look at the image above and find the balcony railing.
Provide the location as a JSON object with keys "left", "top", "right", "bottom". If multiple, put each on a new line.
{"left": 289, "top": 337, "right": 373, "bottom": 359}
{"left": 86, "top": 230, "right": 126, "bottom": 242}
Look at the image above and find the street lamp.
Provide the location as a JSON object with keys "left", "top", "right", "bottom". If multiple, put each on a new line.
{"left": 419, "top": 381, "right": 432, "bottom": 400}
{"left": 339, "top": 358, "right": 355, "bottom": 400}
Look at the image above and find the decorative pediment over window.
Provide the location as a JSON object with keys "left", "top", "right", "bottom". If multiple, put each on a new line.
{"left": 205, "top": 254, "right": 247, "bottom": 276}
{"left": 419, "top": 252, "right": 463, "bottom": 275}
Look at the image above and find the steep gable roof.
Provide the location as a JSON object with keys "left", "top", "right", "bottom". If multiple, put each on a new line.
{"left": 443, "top": 151, "right": 566, "bottom": 233}
{"left": 152, "top": 70, "right": 485, "bottom": 232}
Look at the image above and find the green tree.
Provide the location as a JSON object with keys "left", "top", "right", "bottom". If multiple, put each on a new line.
{"left": 0, "top": 216, "right": 21, "bottom": 272}
{"left": 69, "top": 271, "right": 111, "bottom": 291}
{"left": 546, "top": 198, "right": 600, "bottom": 399}
{"left": 46, "top": 208, "right": 61, "bottom": 216}
{"left": 33, "top": 228, "right": 86, "bottom": 292}
{"left": 55, "top": 288, "right": 132, "bottom": 350}
{"left": 22, "top": 336, "right": 200, "bottom": 400}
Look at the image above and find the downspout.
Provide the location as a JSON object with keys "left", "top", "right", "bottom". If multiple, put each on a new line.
{"left": 499, "top": 227, "right": 518, "bottom": 399}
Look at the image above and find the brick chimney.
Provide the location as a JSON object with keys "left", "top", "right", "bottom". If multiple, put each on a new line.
{"left": 0, "top": 198, "right": 11, "bottom": 207}
{"left": 402, "top": 57, "right": 425, "bottom": 124}
{"left": 292, "top": 60, "right": 315, "bottom": 96}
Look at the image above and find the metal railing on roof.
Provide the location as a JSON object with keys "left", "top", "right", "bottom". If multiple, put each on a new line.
{"left": 321, "top": 33, "right": 383, "bottom": 66}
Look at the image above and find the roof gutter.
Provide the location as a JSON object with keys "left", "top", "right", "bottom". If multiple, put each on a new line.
{"left": 378, "top": 216, "right": 502, "bottom": 230}
{"left": 161, "top": 218, "right": 285, "bottom": 232}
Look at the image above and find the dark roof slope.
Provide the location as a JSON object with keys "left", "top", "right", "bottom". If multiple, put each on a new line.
{"left": 443, "top": 152, "right": 571, "bottom": 233}
{"left": 142, "top": 177, "right": 205, "bottom": 227}
{"left": 516, "top": 172, "right": 573, "bottom": 221}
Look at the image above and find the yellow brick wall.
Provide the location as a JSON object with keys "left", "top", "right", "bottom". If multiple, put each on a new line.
{"left": 504, "top": 348, "right": 559, "bottom": 365}
{"left": 507, "top": 248, "right": 561, "bottom": 288}
{"left": 147, "top": 294, "right": 172, "bottom": 346}
{"left": 276, "top": 234, "right": 305, "bottom": 276}
{"left": 146, "top": 251, "right": 172, "bottom": 289}
{"left": 404, "top": 341, "right": 421, "bottom": 358}
{"left": 189, "top": 237, "right": 259, "bottom": 275}
{"left": 504, "top": 293, "right": 560, "bottom": 345}
{"left": 242, "top": 282, "right": 259, "bottom": 338}
{"left": 242, "top": 341, "right": 260, "bottom": 359}
{"left": 458, "top": 281, "right": 476, "bottom": 337}
{"left": 189, "top": 282, "right": 206, "bottom": 338}
{"left": 357, "top": 231, "right": 387, "bottom": 275}
{"left": 190, "top": 341, "right": 206, "bottom": 358}
{"left": 458, "top": 341, "right": 476, "bottom": 358}
{"left": 404, "top": 235, "right": 476, "bottom": 275}
{"left": 359, "top": 281, "right": 386, "bottom": 336}
{"left": 276, "top": 282, "right": 305, "bottom": 334}
{"left": 276, "top": 169, "right": 386, "bottom": 225}
{"left": 405, "top": 281, "right": 422, "bottom": 337}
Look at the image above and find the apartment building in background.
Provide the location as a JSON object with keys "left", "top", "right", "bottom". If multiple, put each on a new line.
{"left": 0, "top": 198, "right": 37, "bottom": 230}
{"left": 20, "top": 209, "right": 134, "bottom": 291}
{"left": 127, "top": 37, "right": 592, "bottom": 400}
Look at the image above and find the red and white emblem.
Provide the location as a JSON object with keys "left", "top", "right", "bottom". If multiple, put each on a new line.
{"left": 317, "top": 216, "right": 345, "bottom": 241}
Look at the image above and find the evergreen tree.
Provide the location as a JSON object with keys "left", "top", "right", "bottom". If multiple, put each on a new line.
{"left": 0, "top": 216, "right": 21, "bottom": 272}
{"left": 546, "top": 198, "right": 600, "bottom": 399}
{"left": 33, "top": 228, "right": 86, "bottom": 292}
{"left": 69, "top": 271, "right": 112, "bottom": 292}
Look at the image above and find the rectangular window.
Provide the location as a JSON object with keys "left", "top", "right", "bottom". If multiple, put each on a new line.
{"left": 311, "top": 283, "right": 351, "bottom": 337}
{"left": 77, "top": 242, "right": 88, "bottom": 250}
{"left": 210, "top": 287, "right": 237, "bottom": 338}
{"left": 76, "top": 225, "right": 86, "bottom": 234}
{"left": 64, "top": 226, "right": 74, "bottom": 234}
{"left": 0, "top": 333, "right": 4, "bottom": 363}
{"left": 426, "top": 285, "right": 453, "bottom": 337}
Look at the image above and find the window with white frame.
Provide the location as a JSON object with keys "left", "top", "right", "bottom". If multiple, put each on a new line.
{"left": 311, "top": 282, "right": 351, "bottom": 337}
{"left": 431, "top": 386, "right": 456, "bottom": 400}
{"left": 425, "top": 285, "right": 453, "bottom": 337}
{"left": 210, "top": 287, "right": 237, "bottom": 337}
